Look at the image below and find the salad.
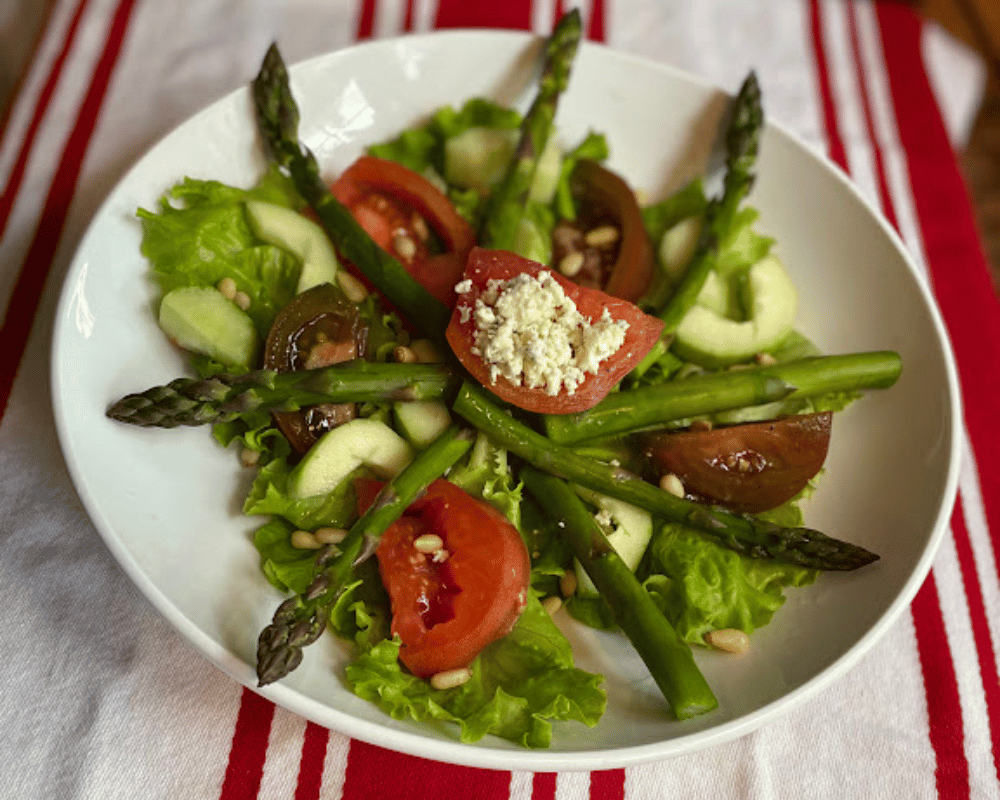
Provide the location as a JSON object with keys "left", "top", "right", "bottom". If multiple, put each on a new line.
{"left": 107, "top": 11, "right": 901, "bottom": 749}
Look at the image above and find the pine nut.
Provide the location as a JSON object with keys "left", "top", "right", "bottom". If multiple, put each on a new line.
{"left": 291, "top": 530, "right": 322, "bottom": 550}
{"left": 584, "top": 225, "right": 620, "bottom": 248}
{"left": 234, "top": 291, "right": 251, "bottom": 310}
{"left": 755, "top": 352, "right": 778, "bottom": 366}
{"left": 315, "top": 527, "right": 347, "bottom": 545}
{"left": 542, "top": 596, "right": 563, "bottom": 615}
{"left": 239, "top": 447, "right": 261, "bottom": 468}
{"left": 413, "top": 533, "right": 444, "bottom": 553}
{"left": 411, "top": 214, "right": 430, "bottom": 241}
{"left": 705, "top": 628, "right": 750, "bottom": 654}
{"left": 336, "top": 271, "right": 368, "bottom": 303}
{"left": 689, "top": 419, "right": 713, "bottom": 431}
{"left": 393, "top": 345, "right": 417, "bottom": 364}
{"left": 393, "top": 232, "right": 417, "bottom": 261}
{"left": 659, "top": 473, "right": 685, "bottom": 498}
{"left": 217, "top": 277, "right": 237, "bottom": 300}
{"left": 430, "top": 667, "right": 472, "bottom": 691}
{"left": 410, "top": 339, "right": 444, "bottom": 363}
{"left": 558, "top": 251, "right": 585, "bottom": 277}
{"left": 559, "top": 569, "right": 578, "bottom": 597}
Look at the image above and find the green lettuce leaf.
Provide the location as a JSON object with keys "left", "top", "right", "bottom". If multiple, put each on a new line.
{"left": 642, "top": 522, "right": 817, "bottom": 646}
{"left": 344, "top": 592, "right": 606, "bottom": 747}
{"left": 243, "top": 455, "right": 361, "bottom": 531}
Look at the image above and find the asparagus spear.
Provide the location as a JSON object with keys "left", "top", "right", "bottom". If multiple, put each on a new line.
{"left": 252, "top": 44, "right": 452, "bottom": 345}
{"left": 256, "top": 424, "right": 474, "bottom": 685}
{"left": 478, "top": 9, "right": 582, "bottom": 251}
{"left": 106, "top": 361, "right": 454, "bottom": 428}
{"left": 653, "top": 70, "right": 764, "bottom": 334}
{"left": 520, "top": 467, "right": 718, "bottom": 719}
{"left": 544, "top": 351, "right": 902, "bottom": 444}
{"left": 452, "top": 382, "right": 877, "bottom": 571}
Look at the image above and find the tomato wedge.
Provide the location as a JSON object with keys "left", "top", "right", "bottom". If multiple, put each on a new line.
{"left": 555, "top": 159, "right": 655, "bottom": 303}
{"left": 365, "top": 478, "right": 530, "bottom": 679}
{"left": 644, "top": 412, "right": 833, "bottom": 514}
{"left": 446, "top": 247, "right": 665, "bottom": 414}
{"left": 332, "top": 155, "right": 475, "bottom": 306}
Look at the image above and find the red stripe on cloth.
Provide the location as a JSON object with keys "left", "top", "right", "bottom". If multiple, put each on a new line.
{"left": 590, "top": 769, "right": 625, "bottom": 800}
{"left": 911, "top": 575, "right": 971, "bottom": 798}
{"left": 876, "top": 2, "right": 1000, "bottom": 552}
{"left": 843, "top": 3, "right": 898, "bottom": 230}
{"left": 402, "top": 0, "right": 417, "bottom": 33}
{"left": 951, "top": 498, "right": 1000, "bottom": 784}
{"left": 219, "top": 689, "right": 276, "bottom": 800}
{"left": 846, "top": 0, "right": 1000, "bottom": 785}
{"left": 355, "top": 0, "right": 376, "bottom": 39}
{"left": 340, "top": 740, "right": 512, "bottom": 800}
{"left": 0, "top": 0, "right": 61, "bottom": 144}
{"left": 434, "top": 0, "right": 532, "bottom": 31}
{"left": 294, "top": 722, "right": 330, "bottom": 800}
{"left": 0, "top": 0, "right": 137, "bottom": 422}
{"left": 806, "top": 0, "right": 848, "bottom": 172}
{"left": 0, "top": 0, "right": 91, "bottom": 241}
{"left": 586, "top": 0, "right": 605, "bottom": 42}
{"left": 810, "top": 1, "right": 971, "bottom": 794}
{"left": 532, "top": 772, "right": 556, "bottom": 800}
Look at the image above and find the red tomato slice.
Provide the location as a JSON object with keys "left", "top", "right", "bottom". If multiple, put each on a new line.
{"left": 644, "top": 412, "right": 833, "bottom": 514}
{"left": 332, "top": 156, "right": 475, "bottom": 307}
{"left": 372, "top": 479, "right": 530, "bottom": 679}
{"left": 446, "top": 247, "right": 665, "bottom": 415}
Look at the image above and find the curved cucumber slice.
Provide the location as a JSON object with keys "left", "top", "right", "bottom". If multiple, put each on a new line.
{"left": 572, "top": 487, "right": 653, "bottom": 597}
{"left": 244, "top": 200, "right": 339, "bottom": 294}
{"left": 158, "top": 286, "right": 258, "bottom": 368}
{"left": 288, "top": 418, "right": 414, "bottom": 500}
{"left": 673, "top": 255, "right": 797, "bottom": 366}
{"left": 659, "top": 214, "right": 703, "bottom": 282}
{"left": 394, "top": 399, "right": 452, "bottom": 449}
{"left": 444, "top": 127, "right": 518, "bottom": 191}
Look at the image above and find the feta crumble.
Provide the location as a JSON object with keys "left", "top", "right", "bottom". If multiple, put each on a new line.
{"left": 466, "top": 269, "right": 629, "bottom": 396}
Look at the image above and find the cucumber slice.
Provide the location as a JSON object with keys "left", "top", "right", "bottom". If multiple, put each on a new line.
{"left": 158, "top": 286, "right": 258, "bottom": 368}
{"left": 244, "top": 199, "right": 339, "bottom": 294}
{"left": 527, "top": 134, "right": 562, "bottom": 205}
{"left": 444, "top": 127, "right": 518, "bottom": 191}
{"left": 572, "top": 487, "right": 653, "bottom": 597}
{"left": 393, "top": 399, "right": 452, "bottom": 449}
{"left": 659, "top": 214, "right": 702, "bottom": 282}
{"left": 288, "top": 418, "right": 414, "bottom": 500}
{"left": 673, "top": 255, "right": 798, "bottom": 367}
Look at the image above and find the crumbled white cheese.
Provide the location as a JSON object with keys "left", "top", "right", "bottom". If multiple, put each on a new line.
{"left": 464, "top": 269, "right": 629, "bottom": 396}
{"left": 454, "top": 279, "right": 473, "bottom": 294}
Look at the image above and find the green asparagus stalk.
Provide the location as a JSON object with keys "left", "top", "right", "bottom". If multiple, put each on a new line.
{"left": 520, "top": 467, "right": 718, "bottom": 719}
{"left": 256, "top": 424, "right": 474, "bottom": 685}
{"left": 478, "top": 9, "right": 582, "bottom": 250}
{"left": 453, "top": 382, "right": 878, "bottom": 571}
{"left": 252, "top": 44, "right": 452, "bottom": 345}
{"left": 653, "top": 70, "right": 764, "bottom": 334}
{"left": 544, "top": 351, "right": 902, "bottom": 444}
{"left": 106, "top": 361, "right": 454, "bottom": 428}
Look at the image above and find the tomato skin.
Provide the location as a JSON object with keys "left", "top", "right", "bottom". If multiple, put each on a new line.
{"left": 446, "top": 247, "right": 665, "bottom": 415}
{"left": 569, "top": 159, "right": 656, "bottom": 303}
{"left": 644, "top": 412, "right": 833, "bottom": 514}
{"left": 332, "top": 156, "right": 475, "bottom": 307}
{"left": 373, "top": 479, "right": 530, "bottom": 679}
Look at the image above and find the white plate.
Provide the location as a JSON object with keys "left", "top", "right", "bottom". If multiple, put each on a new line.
{"left": 51, "top": 31, "right": 961, "bottom": 771}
